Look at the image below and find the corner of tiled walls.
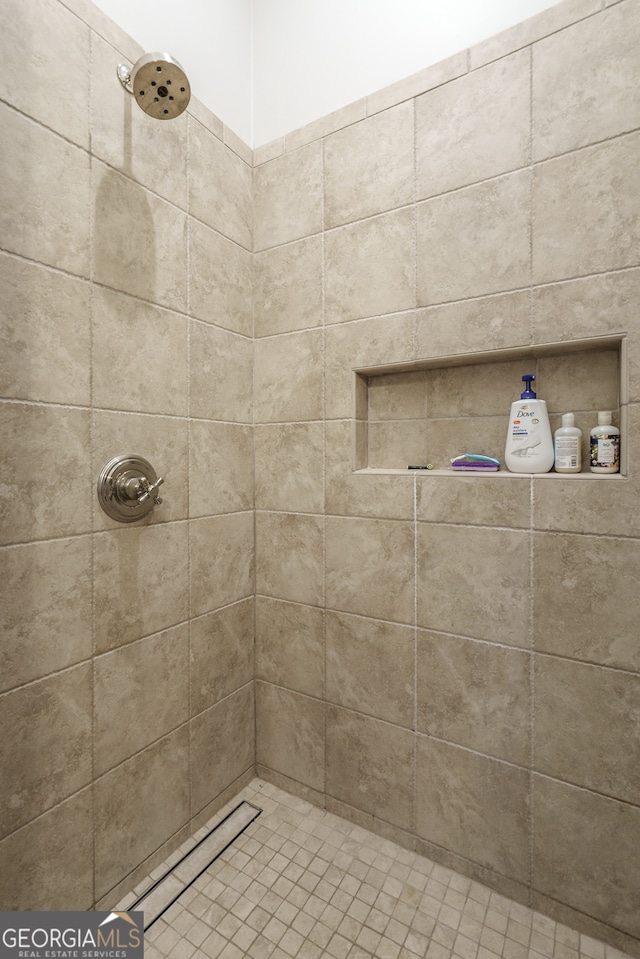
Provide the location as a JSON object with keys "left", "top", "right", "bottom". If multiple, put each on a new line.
{"left": 0, "top": 0, "right": 255, "bottom": 910}
{"left": 252, "top": 0, "right": 640, "bottom": 954}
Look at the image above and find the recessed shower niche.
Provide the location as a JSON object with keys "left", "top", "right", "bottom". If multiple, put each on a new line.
{"left": 352, "top": 336, "right": 627, "bottom": 476}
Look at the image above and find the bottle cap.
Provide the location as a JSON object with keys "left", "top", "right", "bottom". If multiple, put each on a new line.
{"left": 598, "top": 411, "right": 612, "bottom": 425}
{"left": 561, "top": 413, "right": 575, "bottom": 427}
{"left": 520, "top": 374, "right": 536, "bottom": 399}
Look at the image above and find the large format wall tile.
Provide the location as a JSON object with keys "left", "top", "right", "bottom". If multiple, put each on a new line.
{"left": 326, "top": 705, "right": 414, "bottom": 830}
{"left": 189, "top": 322, "right": 253, "bottom": 423}
{"left": 326, "top": 611, "right": 414, "bottom": 727}
{"left": 0, "top": 665, "right": 92, "bottom": 839}
{"left": 417, "top": 171, "right": 531, "bottom": 305}
{"left": 191, "top": 599, "right": 254, "bottom": 714}
{"left": 94, "top": 728, "right": 190, "bottom": 899}
{"left": 535, "top": 655, "right": 640, "bottom": 804}
{"left": 326, "top": 517, "right": 414, "bottom": 624}
{"left": 92, "top": 287, "right": 188, "bottom": 416}
{"left": 415, "top": 291, "right": 531, "bottom": 360}
{"left": 533, "top": 1, "right": 640, "bottom": 160}
{"left": 94, "top": 623, "right": 190, "bottom": 776}
{"left": 0, "top": 790, "right": 93, "bottom": 910}
{"left": 189, "top": 118, "right": 252, "bottom": 250}
{"left": 255, "top": 597, "right": 324, "bottom": 699}
{"left": 0, "top": 255, "right": 91, "bottom": 406}
{"left": 533, "top": 133, "right": 640, "bottom": 284}
{"left": 189, "top": 219, "right": 253, "bottom": 336}
{"left": 325, "top": 209, "right": 415, "bottom": 324}
{"left": 254, "top": 330, "right": 323, "bottom": 423}
{"left": 416, "top": 49, "right": 530, "bottom": 199}
{"left": 0, "top": 403, "right": 92, "bottom": 545}
{"left": 533, "top": 775, "right": 640, "bottom": 939}
{"left": 0, "top": 538, "right": 91, "bottom": 693}
{"left": 533, "top": 531, "right": 640, "bottom": 672}
{"left": 0, "top": 103, "right": 90, "bottom": 277}
{"left": 324, "top": 101, "right": 414, "bottom": 229}
{"left": 190, "top": 513, "right": 254, "bottom": 617}
{"left": 94, "top": 522, "right": 189, "bottom": 653}
{"left": 189, "top": 421, "right": 254, "bottom": 517}
{"left": 254, "top": 423, "right": 324, "bottom": 514}
{"left": 254, "top": 236, "right": 323, "bottom": 337}
{"left": 256, "top": 682, "right": 325, "bottom": 791}
{"left": 256, "top": 512, "right": 324, "bottom": 607}
{"left": 416, "top": 737, "right": 530, "bottom": 884}
{"left": 253, "top": 142, "right": 323, "bottom": 251}
{"left": 416, "top": 473, "right": 531, "bottom": 529}
{"left": 417, "top": 631, "right": 530, "bottom": 766}
{"left": 417, "top": 524, "right": 531, "bottom": 646}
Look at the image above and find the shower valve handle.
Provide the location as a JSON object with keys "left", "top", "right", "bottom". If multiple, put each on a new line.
{"left": 137, "top": 476, "right": 164, "bottom": 505}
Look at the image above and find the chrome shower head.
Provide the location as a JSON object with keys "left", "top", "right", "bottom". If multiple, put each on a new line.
{"left": 117, "top": 52, "right": 191, "bottom": 120}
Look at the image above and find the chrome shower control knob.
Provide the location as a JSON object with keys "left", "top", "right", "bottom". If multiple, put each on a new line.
{"left": 97, "top": 455, "right": 165, "bottom": 523}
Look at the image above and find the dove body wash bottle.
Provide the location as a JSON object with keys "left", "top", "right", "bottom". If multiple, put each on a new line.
{"left": 505, "top": 374, "right": 554, "bottom": 473}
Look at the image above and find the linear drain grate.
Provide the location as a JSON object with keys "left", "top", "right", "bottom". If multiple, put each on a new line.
{"left": 130, "top": 800, "right": 262, "bottom": 930}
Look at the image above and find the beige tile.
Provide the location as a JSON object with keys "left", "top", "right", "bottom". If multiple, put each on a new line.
{"left": 91, "top": 34, "right": 187, "bottom": 208}
{"left": 469, "top": 0, "right": 602, "bottom": 69}
{"left": 415, "top": 292, "right": 531, "bottom": 360}
{"left": 0, "top": 403, "right": 91, "bottom": 545}
{"left": 190, "top": 513, "right": 254, "bottom": 618}
{"left": 94, "top": 623, "right": 189, "bottom": 777}
{"left": 255, "top": 597, "right": 324, "bottom": 698}
{"left": 533, "top": 2, "right": 640, "bottom": 161}
{"left": 286, "top": 98, "right": 367, "bottom": 153}
{"left": 416, "top": 737, "right": 530, "bottom": 883}
{"left": 325, "top": 420, "right": 415, "bottom": 520}
{"left": 417, "top": 524, "right": 531, "bottom": 646}
{"left": 533, "top": 531, "right": 640, "bottom": 672}
{"left": 190, "top": 421, "right": 254, "bottom": 517}
{"left": 0, "top": 789, "right": 93, "bottom": 910}
{"left": 92, "top": 287, "right": 188, "bottom": 416}
{"left": 417, "top": 171, "right": 531, "bottom": 306}
{"left": 93, "top": 161, "right": 187, "bottom": 311}
{"left": 535, "top": 655, "right": 640, "bottom": 804}
{"left": 0, "top": 537, "right": 91, "bottom": 693}
{"left": 253, "top": 141, "right": 322, "bottom": 251}
{"left": 368, "top": 370, "right": 427, "bottom": 420}
{"left": 532, "top": 774, "right": 640, "bottom": 939}
{"left": 537, "top": 350, "right": 619, "bottom": 414}
{"left": 417, "top": 631, "right": 530, "bottom": 765}
{"left": 189, "top": 117, "right": 252, "bottom": 250}
{"left": 426, "top": 360, "right": 524, "bottom": 419}
{"left": 0, "top": 664, "right": 92, "bottom": 839}
{"left": 94, "top": 727, "right": 190, "bottom": 899}
{"left": 189, "top": 219, "right": 253, "bottom": 336}
{"left": 366, "top": 50, "right": 468, "bottom": 116}
{"left": 324, "top": 101, "right": 414, "bottom": 229}
{"left": 325, "top": 517, "right": 414, "bottom": 624}
{"left": 92, "top": 410, "right": 189, "bottom": 527}
{"left": 425, "top": 415, "right": 506, "bottom": 469}
{"left": 191, "top": 598, "right": 254, "bottom": 714}
{"left": 416, "top": 473, "right": 531, "bottom": 528}
{"left": 326, "top": 611, "right": 414, "bottom": 728}
{"left": 189, "top": 321, "right": 253, "bottom": 423}
{"left": 191, "top": 684, "right": 255, "bottom": 817}
{"left": 256, "top": 512, "right": 323, "bottom": 607}
{"left": 253, "top": 136, "right": 285, "bottom": 166}
{"left": 254, "top": 330, "right": 323, "bottom": 423}
{"left": 533, "top": 134, "right": 640, "bottom": 284}
{"left": 368, "top": 420, "right": 428, "bottom": 470}
{"left": 94, "top": 521, "right": 189, "bottom": 653}
{"left": 326, "top": 705, "right": 414, "bottom": 830}
{"left": 532, "top": 271, "right": 640, "bottom": 404}
{"left": 325, "top": 208, "right": 415, "bottom": 324}
{"left": 254, "top": 236, "right": 323, "bottom": 337}
{"left": 254, "top": 423, "right": 324, "bottom": 514}
{"left": 416, "top": 49, "right": 530, "bottom": 199}
{"left": 0, "top": 254, "right": 91, "bottom": 405}
{"left": 256, "top": 682, "right": 325, "bottom": 791}
{"left": 0, "top": 103, "right": 90, "bottom": 277}
{"left": 324, "top": 312, "right": 415, "bottom": 420}
{"left": 533, "top": 471, "right": 640, "bottom": 540}
{"left": 0, "top": 0, "right": 89, "bottom": 147}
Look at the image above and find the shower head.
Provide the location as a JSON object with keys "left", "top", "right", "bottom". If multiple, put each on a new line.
{"left": 117, "top": 52, "right": 191, "bottom": 120}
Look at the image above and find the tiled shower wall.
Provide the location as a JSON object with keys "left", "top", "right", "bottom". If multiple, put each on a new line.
{"left": 0, "top": 0, "right": 255, "bottom": 909}
{"left": 252, "top": 0, "right": 640, "bottom": 954}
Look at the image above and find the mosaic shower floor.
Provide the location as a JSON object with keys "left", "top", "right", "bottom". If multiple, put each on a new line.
{"left": 117, "top": 778, "right": 631, "bottom": 959}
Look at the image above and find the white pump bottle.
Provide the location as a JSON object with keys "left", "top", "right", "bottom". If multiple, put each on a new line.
{"left": 505, "top": 374, "right": 554, "bottom": 473}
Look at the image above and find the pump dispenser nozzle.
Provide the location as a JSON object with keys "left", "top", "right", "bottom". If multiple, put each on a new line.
{"left": 521, "top": 374, "right": 536, "bottom": 399}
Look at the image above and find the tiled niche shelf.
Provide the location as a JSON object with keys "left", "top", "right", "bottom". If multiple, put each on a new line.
{"left": 352, "top": 335, "right": 628, "bottom": 477}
